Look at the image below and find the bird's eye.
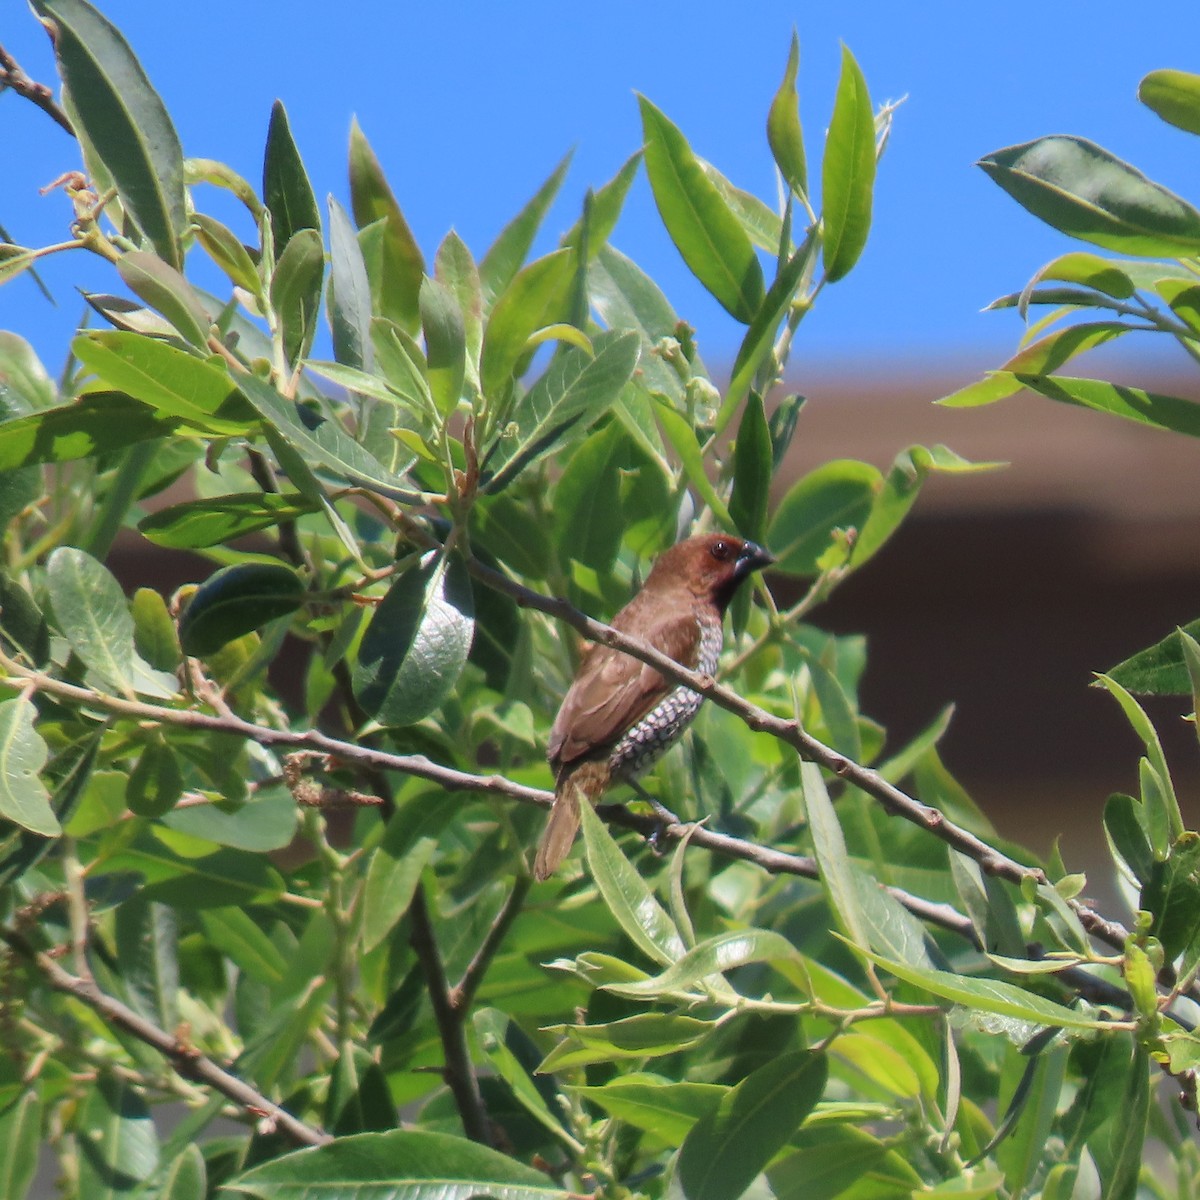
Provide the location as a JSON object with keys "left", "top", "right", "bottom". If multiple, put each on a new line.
{"left": 710, "top": 539, "right": 733, "bottom": 561}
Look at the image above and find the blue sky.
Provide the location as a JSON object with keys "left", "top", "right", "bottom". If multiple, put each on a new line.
{"left": 2, "top": 1, "right": 1197, "bottom": 378}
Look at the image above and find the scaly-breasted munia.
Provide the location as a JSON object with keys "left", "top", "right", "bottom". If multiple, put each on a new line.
{"left": 534, "top": 533, "right": 774, "bottom": 880}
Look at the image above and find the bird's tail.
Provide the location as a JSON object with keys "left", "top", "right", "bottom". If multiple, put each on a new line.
{"left": 534, "top": 762, "right": 607, "bottom": 881}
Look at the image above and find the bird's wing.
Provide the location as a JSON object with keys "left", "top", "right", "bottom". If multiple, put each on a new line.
{"left": 548, "top": 609, "right": 701, "bottom": 769}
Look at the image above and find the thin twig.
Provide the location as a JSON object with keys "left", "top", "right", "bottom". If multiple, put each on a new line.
{"left": 450, "top": 876, "right": 532, "bottom": 1015}
{"left": 0, "top": 927, "right": 331, "bottom": 1147}
{"left": 409, "top": 884, "right": 493, "bottom": 1146}
{"left": 0, "top": 42, "right": 75, "bottom": 136}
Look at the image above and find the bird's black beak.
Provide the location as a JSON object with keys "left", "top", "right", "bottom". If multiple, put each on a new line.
{"left": 736, "top": 541, "right": 776, "bottom": 577}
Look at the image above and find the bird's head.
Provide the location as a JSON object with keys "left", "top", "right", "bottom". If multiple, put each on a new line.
{"left": 645, "top": 534, "right": 775, "bottom": 612}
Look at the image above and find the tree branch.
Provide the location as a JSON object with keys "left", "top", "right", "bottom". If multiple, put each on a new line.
{"left": 0, "top": 927, "right": 331, "bottom": 1147}
{"left": 408, "top": 884, "right": 492, "bottom": 1146}
{"left": 0, "top": 42, "right": 74, "bottom": 136}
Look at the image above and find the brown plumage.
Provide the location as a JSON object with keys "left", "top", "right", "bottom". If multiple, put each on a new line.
{"left": 534, "top": 533, "right": 774, "bottom": 880}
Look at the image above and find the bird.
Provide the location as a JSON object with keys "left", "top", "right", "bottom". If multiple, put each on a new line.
{"left": 534, "top": 533, "right": 775, "bottom": 881}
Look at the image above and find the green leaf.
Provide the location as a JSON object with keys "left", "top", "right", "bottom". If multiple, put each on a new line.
{"left": 852, "top": 444, "right": 996, "bottom": 568}
{"left": 223, "top": 1129, "right": 550, "bottom": 1198}
{"left": 1094, "top": 1045, "right": 1149, "bottom": 1200}
{"left": 473, "top": 1008, "right": 567, "bottom": 1141}
{"left": 76, "top": 1074, "right": 159, "bottom": 1193}
{"left": 131, "top": 587, "right": 180, "bottom": 672}
{"left": 420, "top": 275, "right": 466, "bottom": 415}
{"left": 578, "top": 799, "right": 686, "bottom": 967}
{"left": 263, "top": 100, "right": 321, "bottom": 251}
{"left": 361, "top": 792, "right": 452, "bottom": 952}
{"left": 101, "top": 839, "right": 285, "bottom": 909}
{"left": 73, "top": 332, "right": 253, "bottom": 435}
{"left": 0, "top": 332, "right": 55, "bottom": 410}
{"left": 270, "top": 227, "right": 325, "bottom": 368}
{"left": 349, "top": 118, "right": 425, "bottom": 334}
{"left": 1139, "top": 69, "right": 1200, "bottom": 136}
{"left": 193, "top": 212, "right": 260, "bottom": 294}
{"left": 574, "top": 1077, "right": 722, "bottom": 1144}
{"left": 540, "top": 1013, "right": 718, "bottom": 1070}
{"left": 0, "top": 698, "right": 58, "bottom": 837}
{"left": 821, "top": 45, "right": 876, "bottom": 283}
{"left": 638, "top": 95, "right": 764, "bottom": 322}
{"left": 560, "top": 151, "right": 642, "bottom": 261}
{"left": 327, "top": 195, "right": 374, "bottom": 372}
{"left": 602, "top": 928, "right": 799, "bottom": 999}
{"left": 179, "top": 562, "right": 305, "bottom": 658}
{"left": 801, "top": 761, "right": 873, "bottom": 952}
{"left": 723, "top": 233, "right": 817, "bottom": 426}
{"left": 0, "top": 245, "right": 43, "bottom": 287}
{"left": 47, "top": 547, "right": 177, "bottom": 698}
{"left": 199, "top": 907, "right": 288, "bottom": 987}
{"left": 655, "top": 403, "right": 734, "bottom": 527}
{"left": 434, "top": 231, "right": 484, "bottom": 395}
{"left": 479, "top": 248, "right": 577, "bottom": 400}
{"left": 767, "top": 32, "right": 808, "bottom": 197}
{"left": 1015, "top": 373, "right": 1200, "bottom": 438}
{"left": 0, "top": 1089, "right": 43, "bottom": 1200}
{"left": 126, "top": 736, "right": 184, "bottom": 818}
{"left": 326, "top": 1043, "right": 396, "bottom": 1136}
{"left": 1093, "top": 674, "right": 1182, "bottom": 841}
{"left": 154, "top": 1143, "right": 206, "bottom": 1200}
{"left": 552, "top": 422, "right": 672, "bottom": 570}
{"left": 1105, "top": 618, "right": 1200, "bottom": 696}
{"left": 766, "top": 459, "right": 880, "bottom": 575}
{"left": 352, "top": 552, "right": 475, "bottom": 727}
{"left": 32, "top": 0, "right": 185, "bottom": 268}
{"left": 979, "top": 135, "right": 1200, "bottom": 257}
{"left": 1142, "top": 833, "right": 1200, "bottom": 960}
{"left": 936, "top": 371, "right": 1027, "bottom": 410}
{"left": 160, "top": 786, "right": 297, "bottom": 852}
{"left": 1103, "top": 793, "right": 1154, "bottom": 887}
{"left": 479, "top": 151, "right": 571, "bottom": 308}
{"left": 676, "top": 1051, "right": 828, "bottom": 1200}
{"left": 115, "top": 251, "right": 212, "bottom": 349}
{"left": 237, "top": 373, "right": 409, "bottom": 498}
{"left": 139, "top": 492, "right": 320, "bottom": 549}
{"left": 483, "top": 330, "right": 639, "bottom": 494}
{"left": 729, "top": 391, "right": 773, "bottom": 543}
{"left": 852, "top": 945, "right": 1113, "bottom": 1031}
{"left": 995, "top": 1043, "right": 1069, "bottom": 1200}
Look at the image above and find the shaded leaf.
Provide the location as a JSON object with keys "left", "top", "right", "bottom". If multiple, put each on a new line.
{"left": 327, "top": 195, "right": 374, "bottom": 371}
{"left": 1105, "top": 618, "right": 1200, "bottom": 696}
{"left": 270, "top": 227, "right": 325, "bottom": 368}
{"left": 979, "top": 135, "right": 1200, "bottom": 257}
{"left": 352, "top": 553, "right": 475, "bottom": 727}
{"left": 139, "top": 492, "right": 319, "bottom": 549}
{"left": 767, "top": 459, "right": 880, "bottom": 575}
{"left": 263, "top": 100, "right": 320, "bottom": 251}
{"left": 179, "top": 562, "right": 305, "bottom": 657}
{"left": 116, "top": 250, "right": 212, "bottom": 348}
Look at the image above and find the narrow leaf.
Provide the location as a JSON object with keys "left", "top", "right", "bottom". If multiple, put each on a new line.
{"left": 116, "top": 251, "right": 212, "bottom": 349}
{"left": 767, "top": 32, "right": 808, "bottom": 196}
{"left": 263, "top": 100, "right": 321, "bottom": 251}
{"left": 822, "top": 45, "right": 876, "bottom": 282}
{"left": 578, "top": 799, "right": 686, "bottom": 967}
{"left": 638, "top": 95, "right": 764, "bottom": 322}
{"left": 1139, "top": 68, "right": 1200, "bottom": 136}
{"left": 32, "top": 0, "right": 185, "bottom": 268}
{"left": 349, "top": 118, "right": 425, "bottom": 333}
{"left": 479, "top": 151, "right": 571, "bottom": 307}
